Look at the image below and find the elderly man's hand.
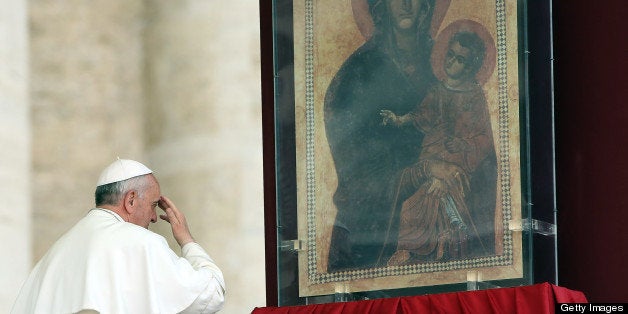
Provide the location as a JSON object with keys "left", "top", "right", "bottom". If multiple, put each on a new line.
{"left": 158, "top": 196, "right": 195, "bottom": 247}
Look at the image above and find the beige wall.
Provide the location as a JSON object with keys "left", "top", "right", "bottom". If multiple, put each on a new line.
{"left": 0, "top": 0, "right": 30, "bottom": 312}
{"left": 3, "top": 0, "right": 265, "bottom": 313}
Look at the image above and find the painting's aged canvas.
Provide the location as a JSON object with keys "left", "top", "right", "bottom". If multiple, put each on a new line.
{"left": 293, "top": 0, "right": 522, "bottom": 296}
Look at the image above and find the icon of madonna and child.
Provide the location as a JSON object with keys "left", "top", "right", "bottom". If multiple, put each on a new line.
{"left": 323, "top": 0, "right": 500, "bottom": 272}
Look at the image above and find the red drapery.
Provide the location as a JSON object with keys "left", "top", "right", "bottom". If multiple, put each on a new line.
{"left": 251, "top": 283, "right": 587, "bottom": 314}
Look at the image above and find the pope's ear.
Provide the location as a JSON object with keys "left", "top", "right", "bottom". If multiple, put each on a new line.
{"left": 123, "top": 190, "right": 137, "bottom": 212}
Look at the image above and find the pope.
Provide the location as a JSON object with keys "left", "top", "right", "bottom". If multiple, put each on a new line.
{"left": 11, "top": 159, "right": 226, "bottom": 314}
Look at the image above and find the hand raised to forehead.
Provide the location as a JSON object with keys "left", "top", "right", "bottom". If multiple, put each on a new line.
{"left": 159, "top": 195, "right": 195, "bottom": 247}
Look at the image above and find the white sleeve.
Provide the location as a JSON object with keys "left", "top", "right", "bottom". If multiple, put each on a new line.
{"left": 179, "top": 242, "right": 226, "bottom": 314}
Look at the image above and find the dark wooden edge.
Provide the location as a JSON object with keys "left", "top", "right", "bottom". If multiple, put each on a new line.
{"left": 525, "top": 0, "right": 559, "bottom": 285}
{"left": 259, "top": 0, "right": 279, "bottom": 307}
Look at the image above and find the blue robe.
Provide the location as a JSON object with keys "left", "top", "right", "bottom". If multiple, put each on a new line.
{"left": 324, "top": 33, "right": 435, "bottom": 271}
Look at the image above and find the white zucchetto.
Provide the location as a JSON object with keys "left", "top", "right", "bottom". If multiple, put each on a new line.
{"left": 96, "top": 159, "right": 153, "bottom": 186}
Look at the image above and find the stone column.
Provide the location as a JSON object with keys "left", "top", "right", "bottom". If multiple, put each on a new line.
{"left": 0, "top": 0, "right": 30, "bottom": 311}
{"left": 143, "top": 1, "right": 265, "bottom": 313}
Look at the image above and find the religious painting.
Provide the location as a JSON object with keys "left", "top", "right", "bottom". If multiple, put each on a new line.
{"left": 291, "top": 0, "right": 523, "bottom": 296}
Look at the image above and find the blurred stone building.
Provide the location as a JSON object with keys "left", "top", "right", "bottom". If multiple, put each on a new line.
{"left": 0, "top": 1, "right": 265, "bottom": 313}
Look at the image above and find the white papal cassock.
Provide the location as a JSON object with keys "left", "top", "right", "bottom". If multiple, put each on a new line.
{"left": 12, "top": 208, "right": 225, "bottom": 314}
